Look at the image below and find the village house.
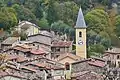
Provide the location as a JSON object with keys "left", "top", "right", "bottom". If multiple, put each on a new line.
{"left": 27, "top": 32, "right": 52, "bottom": 52}
{"left": 17, "top": 21, "right": 40, "bottom": 36}
{"left": 0, "top": 64, "right": 28, "bottom": 80}
{"left": 1, "top": 37, "right": 20, "bottom": 51}
{"left": 103, "top": 47, "right": 120, "bottom": 68}
{"left": 13, "top": 44, "right": 48, "bottom": 59}
{"left": 51, "top": 41, "right": 73, "bottom": 58}
{"left": 52, "top": 66, "right": 65, "bottom": 80}
{"left": 2, "top": 57, "right": 53, "bottom": 80}
{"left": 56, "top": 53, "right": 81, "bottom": 64}
{"left": 21, "top": 58, "right": 65, "bottom": 80}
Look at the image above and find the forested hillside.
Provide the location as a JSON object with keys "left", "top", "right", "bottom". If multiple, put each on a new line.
{"left": 0, "top": 0, "right": 120, "bottom": 57}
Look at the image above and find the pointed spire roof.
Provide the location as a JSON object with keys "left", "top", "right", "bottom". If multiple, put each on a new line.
{"left": 75, "top": 7, "right": 87, "bottom": 29}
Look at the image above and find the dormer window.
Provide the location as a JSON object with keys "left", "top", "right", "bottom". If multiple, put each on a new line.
{"left": 79, "top": 32, "right": 82, "bottom": 37}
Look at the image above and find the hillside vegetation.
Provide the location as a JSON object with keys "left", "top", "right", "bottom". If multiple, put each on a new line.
{"left": 0, "top": 0, "right": 120, "bottom": 57}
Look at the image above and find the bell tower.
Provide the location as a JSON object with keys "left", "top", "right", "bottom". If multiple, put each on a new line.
{"left": 75, "top": 8, "right": 87, "bottom": 58}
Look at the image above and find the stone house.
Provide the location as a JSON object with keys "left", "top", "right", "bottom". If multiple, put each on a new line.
{"left": 52, "top": 66, "right": 65, "bottom": 80}
{"left": 27, "top": 33, "right": 52, "bottom": 52}
{"left": 13, "top": 44, "right": 32, "bottom": 57}
{"left": 24, "top": 62, "right": 53, "bottom": 80}
{"left": 56, "top": 53, "right": 81, "bottom": 64}
{"left": 17, "top": 21, "right": 40, "bottom": 36}
{"left": 12, "top": 44, "right": 47, "bottom": 58}
{"left": 1, "top": 37, "right": 20, "bottom": 51}
{"left": 51, "top": 41, "right": 73, "bottom": 58}
{"left": 103, "top": 47, "right": 120, "bottom": 68}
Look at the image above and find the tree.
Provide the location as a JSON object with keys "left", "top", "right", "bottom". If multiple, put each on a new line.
{"left": 85, "top": 9, "right": 110, "bottom": 33}
{"left": 12, "top": 4, "right": 36, "bottom": 23}
{"left": 85, "top": 9, "right": 113, "bottom": 57}
{"left": 74, "top": 0, "right": 91, "bottom": 10}
{"left": 34, "top": 1, "right": 43, "bottom": 20}
{"left": 38, "top": 18, "right": 49, "bottom": 30}
{"left": 47, "top": 0, "right": 58, "bottom": 25}
{"left": 54, "top": 1, "right": 79, "bottom": 26}
{"left": 51, "top": 20, "right": 70, "bottom": 34}
{"left": 0, "top": 7, "right": 18, "bottom": 32}
{"left": 115, "top": 15, "right": 120, "bottom": 37}
{"left": 51, "top": 20, "right": 75, "bottom": 40}
{"left": 20, "top": 32, "right": 27, "bottom": 41}
{"left": 87, "top": 44, "right": 105, "bottom": 57}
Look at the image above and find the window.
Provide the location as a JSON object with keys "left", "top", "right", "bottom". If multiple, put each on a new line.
{"left": 56, "top": 48, "right": 60, "bottom": 52}
{"left": 33, "top": 44, "right": 35, "bottom": 46}
{"left": 79, "top": 32, "right": 82, "bottom": 37}
{"left": 56, "top": 55, "right": 59, "bottom": 58}
{"left": 65, "top": 62, "right": 70, "bottom": 70}
{"left": 117, "top": 55, "right": 120, "bottom": 59}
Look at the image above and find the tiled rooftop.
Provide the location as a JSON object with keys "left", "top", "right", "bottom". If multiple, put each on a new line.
{"left": 30, "top": 48, "right": 47, "bottom": 55}
{"left": 88, "top": 60, "right": 105, "bottom": 68}
{"left": 2, "top": 37, "right": 19, "bottom": 45}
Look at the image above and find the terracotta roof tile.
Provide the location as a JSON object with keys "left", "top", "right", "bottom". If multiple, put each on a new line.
{"left": 13, "top": 46, "right": 30, "bottom": 52}
{"left": 88, "top": 60, "right": 105, "bottom": 67}
{"left": 30, "top": 63, "right": 46, "bottom": 68}
{"left": 58, "top": 53, "right": 81, "bottom": 61}
{"left": 72, "top": 58, "right": 91, "bottom": 64}
{"left": 2, "top": 37, "right": 19, "bottom": 45}
{"left": 0, "top": 71, "right": 8, "bottom": 78}
{"left": 30, "top": 48, "right": 47, "bottom": 55}
{"left": 17, "top": 56, "right": 29, "bottom": 63}
{"left": 5, "top": 55, "right": 17, "bottom": 61}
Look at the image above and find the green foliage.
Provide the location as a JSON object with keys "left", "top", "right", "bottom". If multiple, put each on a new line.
{"left": 85, "top": 9, "right": 109, "bottom": 33}
{"left": 51, "top": 20, "right": 69, "bottom": 33}
{"left": 88, "top": 44, "right": 105, "bottom": 57}
{"left": 54, "top": 1, "right": 79, "bottom": 26}
{"left": 86, "top": 9, "right": 112, "bottom": 57}
{"left": 47, "top": 0, "right": 58, "bottom": 25}
{"left": 115, "top": 15, "right": 120, "bottom": 37}
{"left": 20, "top": 32, "right": 27, "bottom": 41}
{"left": 38, "top": 18, "right": 49, "bottom": 30}
{"left": 0, "top": 7, "right": 18, "bottom": 31}
{"left": 12, "top": 4, "right": 36, "bottom": 23}
{"left": 51, "top": 20, "right": 75, "bottom": 40}
{"left": 33, "top": 2, "right": 43, "bottom": 20}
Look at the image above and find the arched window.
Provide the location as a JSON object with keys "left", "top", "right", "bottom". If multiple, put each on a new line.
{"left": 79, "top": 32, "right": 82, "bottom": 37}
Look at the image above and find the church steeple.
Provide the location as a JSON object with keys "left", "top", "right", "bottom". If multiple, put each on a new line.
{"left": 75, "top": 7, "right": 87, "bottom": 58}
{"left": 75, "top": 7, "right": 87, "bottom": 29}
